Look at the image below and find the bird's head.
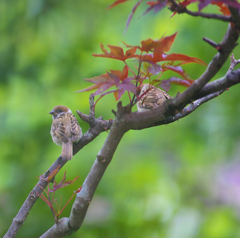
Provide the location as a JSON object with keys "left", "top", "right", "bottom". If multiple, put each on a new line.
{"left": 49, "top": 105, "right": 72, "bottom": 119}
{"left": 137, "top": 83, "right": 152, "bottom": 96}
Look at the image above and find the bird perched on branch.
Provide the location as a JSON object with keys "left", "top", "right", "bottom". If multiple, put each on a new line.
{"left": 49, "top": 105, "right": 82, "bottom": 160}
{"left": 137, "top": 83, "right": 171, "bottom": 112}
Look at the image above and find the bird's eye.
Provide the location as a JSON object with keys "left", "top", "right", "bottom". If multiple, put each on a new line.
{"left": 58, "top": 110, "right": 62, "bottom": 112}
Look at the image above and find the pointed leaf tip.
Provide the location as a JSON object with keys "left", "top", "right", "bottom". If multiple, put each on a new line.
{"left": 106, "top": 0, "right": 130, "bottom": 10}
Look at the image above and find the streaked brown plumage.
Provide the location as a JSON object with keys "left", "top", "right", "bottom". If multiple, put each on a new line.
{"left": 137, "top": 84, "right": 171, "bottom": 112}
{"left": 49, "top": 105, "right": 82, "bottom": 160}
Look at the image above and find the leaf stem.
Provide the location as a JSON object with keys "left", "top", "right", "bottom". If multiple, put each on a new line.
{"left": 129, "top": 51, "right": 143, "bottom": 107}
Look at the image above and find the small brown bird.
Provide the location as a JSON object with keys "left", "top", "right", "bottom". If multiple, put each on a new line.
{"left": 137, "top": 84, "right": 171, "bottom": 112}
{"left": 49, "top": 105, "right": 82, "bottom": 160}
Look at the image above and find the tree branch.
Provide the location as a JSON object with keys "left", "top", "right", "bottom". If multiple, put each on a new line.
{"left": 156, "top": 90, "right": 225, "bottom": 127}
{"left": 180, "top": 9, "right": 232, "bottom": 22}
{"left": 227, "top": 54, "right": 240, "bottom": 74}
{"left": 203, "top": 37, "right": 220, "bottom": 49}
{"left": 169, "top": 0, "right": 232, "bottom": 22}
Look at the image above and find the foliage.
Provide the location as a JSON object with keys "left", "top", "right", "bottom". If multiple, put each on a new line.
{"left": 108, "top": 0, "right": 240, "bottom": 12}
{"left": 77, "top": 32, "right": 206, "bottom": 103}
{"left": 37, "top": 166, "right": 81, "bottom": 223}
{"left": 108, "top": 0, "right": 239, "bottom": 31}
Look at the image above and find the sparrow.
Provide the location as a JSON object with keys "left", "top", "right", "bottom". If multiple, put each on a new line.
{"left": 137, "top": 83, "right": 171, "bottom": 112}
{"left": 49, "top": 105, "right": 82, "bottom": 160}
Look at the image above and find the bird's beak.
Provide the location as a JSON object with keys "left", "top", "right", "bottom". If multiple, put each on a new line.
{"left": 49, "top": 110, "right": 55, "bottom": 115}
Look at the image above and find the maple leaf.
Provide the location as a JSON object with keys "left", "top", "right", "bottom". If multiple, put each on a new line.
{"left": 211, "top": 1, "right": 231, "bottom": 15}
{"left": 38, "top": 169, "right": 81, "bottom": 223}
{"left": 92, "top": 44, "right": 137, "bottom": 62}
{"left": 141, "top": 60, "right": 196, "bottom": 89}
{"left": 198, "top": 0, "right": 214, "bottom": 11}
{"left": 142, "top": 0, "right": 168, "bottom": 15}
{"left": 37, "top": 190, "right": 56, "bottom": 214}
{"left": 141, "top": 51, "right": 207, "bottom": 65}
{"left": 128, "top": 32, "right": 178, "bottom": 53}
{"left": 109, "top": 65, "right": 129, "bottom": 81}
{"left": 198, "top": 0, "right": 240, "bottom": 11}
{"left": 125, "top": 0, "right": 143, "bottom": 33}
{"left": 107, "top": 0, "right": 131, "bottom": 10}
{"left": 77, "top": 66, "right": 137, "bottom": 101}
{"left": 78, "top": 32, "right": 206, "bottom": 104}
{"left": 147, "top": 63, "right": 162, "bottom": 75}
{"left": 93, "top": 77, "right": 136, "bottom": 102}
{"left": 39, "top": 165, "right": 61, "bottom": 183}
{"left": 162, "top": 64, "right": 190, "bottom": 79}
{"left": 178, "top": 0, "right": 198, "bottom": 8}
{"left": 76, "top": 74, "right": 119, "bottom": 96}
{"left": 164, "top": 53, "right": 207, "bottom": 65}
{"left": 49, "top": 172, "right": 79, "bottom": 193}
{"left": 158, "top": 77, "right": 194, "bottom": 91}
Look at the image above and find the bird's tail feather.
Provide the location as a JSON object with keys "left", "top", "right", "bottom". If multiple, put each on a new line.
{"left": 62, "top": 141, "right": 73, "bottom": 160}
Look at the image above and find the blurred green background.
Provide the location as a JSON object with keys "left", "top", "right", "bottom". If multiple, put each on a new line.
{"left": 1, "top": 0, "right": 240, "bottom": 237}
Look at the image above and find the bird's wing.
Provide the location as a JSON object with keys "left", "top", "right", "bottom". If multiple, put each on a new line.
{"left": 69, "top": 114, "right": 81, "bottom": 135}
{"left": 52, "top": 118, "right": 69, "bottom": 143}
{"left": 69, "top": 114, "right": 82, "bottom": 143}
{"left": 140, "top": 87, "right": 171, "bottom": 109}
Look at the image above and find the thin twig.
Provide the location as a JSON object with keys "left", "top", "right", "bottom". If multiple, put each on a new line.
{"left": 130, "top": 51, "right": 143, "bottom": 107}
{"left": 164, "top": 90, "right": 225, "bottom": 124}
{"left": 226, "top": 53, "right": 240, "bottom": 74}
{"left": 203, "top": 37, "right": 220, "bottom": 49}
{"left": 183, "top": 8, "right": 232, "bottom": 22}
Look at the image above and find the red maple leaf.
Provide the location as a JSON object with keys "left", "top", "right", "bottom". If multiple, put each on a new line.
{"left": 78, "top": 31, "right": 207, "bottom": 104}
{"left": 158, "top": 77, "right": 194, "bottom": 91}
{"left": 106, "top": 0, "right": 131, "bottom": 10}
{"left": 211, "top": 1, "right": 231, "bottom": 15}
{"left": 49, "top": 172, "right": 79, "bottom": 193}
{"left": 125, "top": 0, "right": 143, "bottom": 33}
{"left": 143, "top": 0, "right": 168, "bottom": 15}
{"left": 141, "top": 52, "right": 206, "bottom": 65}
{"left": 93, "top": 44, "right": 137, "bottom": 62}
{"left": 124, "top": 32, "right": 177, "bottom": 53}
{"left": 39, "top": 165, "right": 61, "bottom": 182}
{"left": 76, "top": 66, "right": 137, "bottom": 101}
{"left": 198, "top": 0, "right": 240, "bottom": 11}
{"left": 178, "top": 0, "right": 198, "bottom": 8}
{"left": 76, "top": 73, "right": 119, "bottom": 96}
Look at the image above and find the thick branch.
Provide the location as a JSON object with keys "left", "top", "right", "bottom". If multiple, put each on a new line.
{"left": 194, "top": 68, "right": 240, "bottom": 99}
{"left": 229, "top": 6, "right": 240, "bottom": 30}
{"left": 39, "top": 218, "right": 71, "bottom": 238}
